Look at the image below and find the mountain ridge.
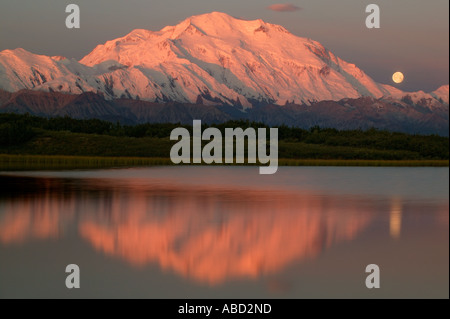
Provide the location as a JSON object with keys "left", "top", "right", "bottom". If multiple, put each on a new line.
{"left": 1, "top": 12, "right": 447, "bottom": 108}
{"left": 1, "top": 89, "right": 447, "bottom": 136}
{"left": 0, "top": 12, "right": 447, "bottom": 135}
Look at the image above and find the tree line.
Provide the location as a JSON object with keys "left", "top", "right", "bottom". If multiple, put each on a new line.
{"left": 0, "top": 113, "right": 448, "bottom": 159}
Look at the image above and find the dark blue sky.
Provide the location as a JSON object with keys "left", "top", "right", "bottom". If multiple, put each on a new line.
{"left": 0, "top": 0, "right": 448, "bottom": 92}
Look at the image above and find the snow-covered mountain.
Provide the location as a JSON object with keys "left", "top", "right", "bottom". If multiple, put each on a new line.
{"left": 1, "top": 12, "right": 447, "bottom": 108}
{"left": 431, "top": 85, "right": 450, "bottom": 104}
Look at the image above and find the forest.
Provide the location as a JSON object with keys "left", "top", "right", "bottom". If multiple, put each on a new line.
{"left": 0, "top": 113, "right": 448, "bottom": 163}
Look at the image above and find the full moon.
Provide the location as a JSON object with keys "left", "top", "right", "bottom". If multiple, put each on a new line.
{"left": 392, "top": 72, "right": 404, "bottom": 84}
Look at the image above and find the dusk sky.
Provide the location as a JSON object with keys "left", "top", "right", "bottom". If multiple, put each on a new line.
{"left": 0, "top": 0, "right": 448, "bottom": 92}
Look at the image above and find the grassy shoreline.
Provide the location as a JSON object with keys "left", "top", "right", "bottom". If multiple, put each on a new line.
{"left": 0, "top": 154, "right": 448, "bottom": 171}
{"left": 2, "top": 115, "right": 448, "bottom": 169}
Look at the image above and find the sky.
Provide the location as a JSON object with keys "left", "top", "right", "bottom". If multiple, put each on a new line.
{"left": 0, "top": 0, "right": 448, "bottom": 92}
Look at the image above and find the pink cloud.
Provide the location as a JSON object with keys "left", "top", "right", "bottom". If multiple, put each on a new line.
{"left": 267, "top": 3, "right": 302, "bottom": 12}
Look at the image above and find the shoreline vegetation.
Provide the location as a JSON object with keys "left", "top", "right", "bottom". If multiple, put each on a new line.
{"left": 0, "top": 113, "right": 448, "bottom": 170}
{"left": 0, "top": 154, "right": 448, "bottom": 171}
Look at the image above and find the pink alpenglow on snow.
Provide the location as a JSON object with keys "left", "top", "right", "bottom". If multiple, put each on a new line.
{"left": 0, "top": 12, "right": 447, "bottom": 109}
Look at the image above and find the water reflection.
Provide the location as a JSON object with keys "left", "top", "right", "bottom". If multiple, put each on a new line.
{"left": 78, "top": 193, "right": 373, "bottom": 284}
{"left": 0, "top": 173, "right": 447, "bottom": 287}
{"left": 390, "top": 197, "right": 403, "bottom": 239}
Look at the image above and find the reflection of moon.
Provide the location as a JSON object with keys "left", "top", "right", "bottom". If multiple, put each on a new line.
{"left": 392, "top": 72, "right": 404, "bottom": 84}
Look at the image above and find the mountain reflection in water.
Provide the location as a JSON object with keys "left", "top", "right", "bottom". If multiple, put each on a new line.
{"left": 0, "top": 171, "right": 447, "bottom": 288}
{"left": 0, "top": 175, "right": 377, "bottom": 285}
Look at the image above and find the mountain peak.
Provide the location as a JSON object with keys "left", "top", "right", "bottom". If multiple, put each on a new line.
{"left": 432, "top": 85, "right": 449, "bottom": 104}
{"left": 186, "top": 11, "right": 246, "bottom": 25}
{"left": 190, "top": 11, "right": 236, "bottom": 20}
{"left": 1, "top": 48, "right": 66, "bottom": 63}
{"left": 1, "top": 13, "right": 448, "bottom": 109}
{"left": 1, "top": 48, "right": 33, "bottom": 58}
{"left": 157, "top": 11, "right": 291, "bottom": 41}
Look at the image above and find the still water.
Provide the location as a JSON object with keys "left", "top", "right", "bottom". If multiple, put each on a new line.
{"left": 0, "top": 166, "right": 448, "bottom": 298}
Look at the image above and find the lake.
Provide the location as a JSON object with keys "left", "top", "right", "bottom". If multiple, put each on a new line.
{"left": 0, "top": 166, "right": 448, "bottom": 298}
